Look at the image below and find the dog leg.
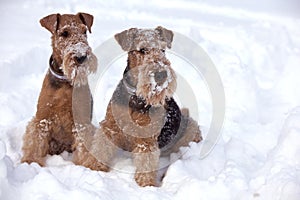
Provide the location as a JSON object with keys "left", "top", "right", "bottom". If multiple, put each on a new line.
{"left": 73, "top": 145, "right": 109, "bottom": 172}
{"left": 21, "top": 118, "right": 50, "bottom": 166}
{"left": 73, "top": 126, "right": 115, "bottom": 172}
{"left": 133, "top": 141, "right": 160, "bottom": 187}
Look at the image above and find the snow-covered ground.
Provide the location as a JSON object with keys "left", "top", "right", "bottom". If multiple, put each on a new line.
{"left": 1, "top": 0, "right": 300, "bottom": 199}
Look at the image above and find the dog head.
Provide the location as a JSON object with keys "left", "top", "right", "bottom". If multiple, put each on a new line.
{"left": 40, "top": 13, "right": 97, "bottom": 86}
{"left": 115, "top": 26, "right": 176, "bottom": 106}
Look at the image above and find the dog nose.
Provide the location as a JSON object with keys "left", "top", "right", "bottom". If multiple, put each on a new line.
{"left": 75, "top": 55, "right": 87, "bottom": 64}
{"left": 154, "top": 71, "right": 167, "bottom": 83}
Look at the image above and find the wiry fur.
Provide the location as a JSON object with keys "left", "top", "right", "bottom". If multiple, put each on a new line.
{"left": 49, "top": 14, "right": 97, "bottom": 86}
{"left": 80, "top": 27, "right": 202, "bottom": 187}
{"left": 132, "top": 49, "right": 177, "bottom": 106}
{"left": 21, "top": 13, "right": 97, "bottom": 166}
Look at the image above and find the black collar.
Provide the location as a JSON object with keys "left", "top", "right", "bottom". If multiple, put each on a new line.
{"left": 49, "top": 56, "right": 69, "bottom": 82}
{"left": 122, "top": 78, "right": 136, "bottom": 95}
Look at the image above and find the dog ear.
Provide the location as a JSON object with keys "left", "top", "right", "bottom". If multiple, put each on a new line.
{"left": 115, "top": 28, "right": 138, "bottom": 51}
{"left": 78, "top": 13, "right": 94, "bottom": 33}
{"left": 155, "top": 26, "right": 174, "bottom": 49}
{"left": 40, "top": 13, "right": 60, "bottom": 34}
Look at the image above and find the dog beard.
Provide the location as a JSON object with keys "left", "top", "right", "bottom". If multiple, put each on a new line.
{"left": 136, "top": 65, "right": 177, "bottom": 106}
{"left": 61, "top": 52, "right": 97, "bottom": 87}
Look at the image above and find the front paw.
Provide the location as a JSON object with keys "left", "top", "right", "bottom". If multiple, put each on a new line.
{"left": 134, "top": 171, "right": 157, "bottom": 187}
{"left": 21, "top": 156, "right": 45, "bottom": 167}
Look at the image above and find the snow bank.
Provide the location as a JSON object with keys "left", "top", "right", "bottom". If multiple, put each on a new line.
{"left": 0, "top": 0, "right": 300, "bottom": 199}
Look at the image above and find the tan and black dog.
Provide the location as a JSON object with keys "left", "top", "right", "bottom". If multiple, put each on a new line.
{"left": 78, "top": 26, "right": 202, "bottom": 187}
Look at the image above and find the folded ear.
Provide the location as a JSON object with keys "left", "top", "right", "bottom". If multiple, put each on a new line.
{"left": 78, "top": 12, "right": 94, "bottom": 33}
{"left": 156, "top": 26, "right": 174, "bottom": 49}
{"left": 114, "top": 28, "right": 138, "bottom": 51}
{"left": 40, "top": 13, "right": 60, "bottom": 34}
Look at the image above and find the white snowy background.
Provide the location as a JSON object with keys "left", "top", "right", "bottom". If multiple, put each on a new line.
{"left": 0, "top": 0, "right": 300, "bottom": 199}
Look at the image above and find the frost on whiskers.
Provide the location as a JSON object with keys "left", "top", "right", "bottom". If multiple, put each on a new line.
{"left": 60, "top": 38, "right": 97, "bottom": 86}
{"left": 148, "top": 65, "right": 174, "bottom": 93}
{"left": 136, "top": 50, "right": 177, "bottom": 106}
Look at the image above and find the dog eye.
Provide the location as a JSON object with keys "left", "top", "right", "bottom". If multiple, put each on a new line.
{"left": 140, "top": 48, "right": 148, "bottom": 54}
{"left": 161, "top": 49, "right": 165, "bottom": 53}
{"left": 83, "top": 30, "right": 87, "bottom": 35}
{"left": 60, "top": 31, "right": 69, "bottom": 38}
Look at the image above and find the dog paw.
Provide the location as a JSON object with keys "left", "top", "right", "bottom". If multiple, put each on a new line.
{"left": 21, "top": 157, "right": 45, "bottom": 167}
{"left": 134, "top": 171, "right": 158, "bottom": 187}
{"left": 88, "top": 162, "right": 110, "bottom": 172}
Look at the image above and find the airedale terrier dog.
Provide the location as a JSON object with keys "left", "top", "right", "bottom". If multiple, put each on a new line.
{"left": 80, "top": 26, "right": 202, "bottom": 187}
{"left": 21, "top": 13, "right": 97, "bottom": 166}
